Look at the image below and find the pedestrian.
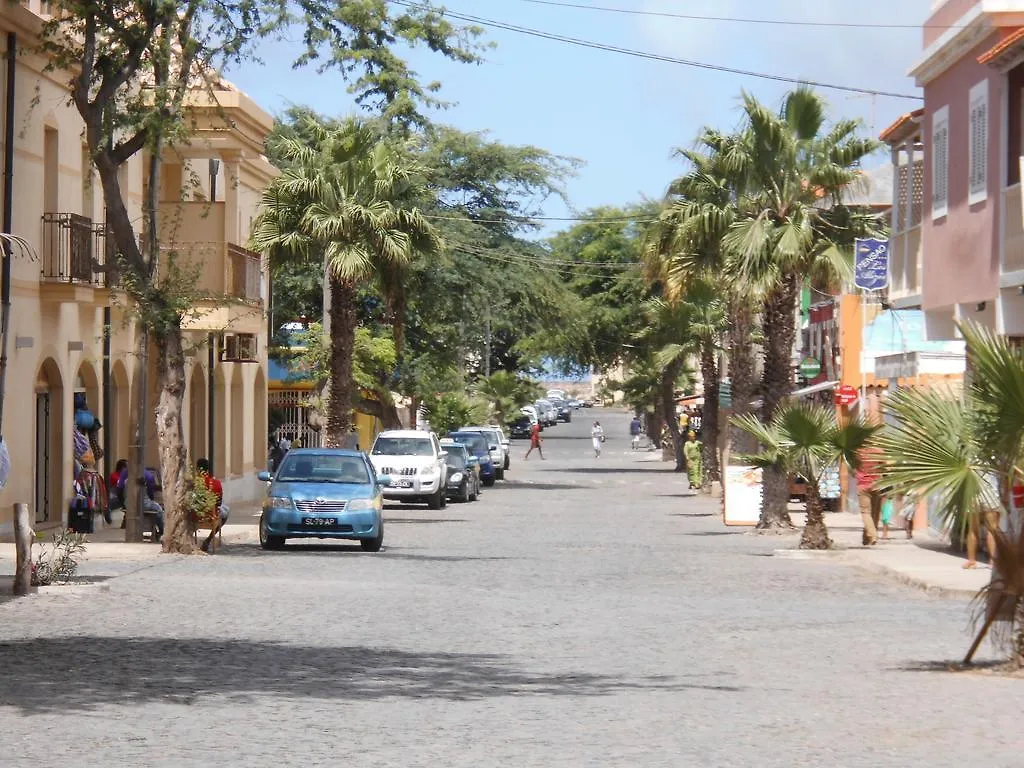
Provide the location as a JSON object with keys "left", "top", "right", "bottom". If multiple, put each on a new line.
{"left": 591, "top": 420, "right": 604, "bottom": 458}
{"left": 856, "top": 446, "right": 883, "bottom": 546}
{"left": 71, "top": 451, "right": 108, "bottom": 530}
{"left": 630, "top": 415, "right": 642, "bottom": 450}
{"left": 683, "top": 431, "right": 703, "bottom": 489}
{"left": 196, "top": 458, "right": 228, "bottom": 552}
{"left": 108, "top": 458, "right": 128, "bottom": 513}
{"left": 880, "top": 496, "right": 894, "bottom": 540}
{"left": 523, "top": 421, "right": 544, "bottom": 460}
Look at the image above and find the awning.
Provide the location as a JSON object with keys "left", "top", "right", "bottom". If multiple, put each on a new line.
{"left": 676, "top": 395, "right": 704, "bottom": 406}
{"left": 978, "top": 27, "right": 1024, "bottom": 68}
{"left": 789, "top": 380, "right": 839, "bottom": 399}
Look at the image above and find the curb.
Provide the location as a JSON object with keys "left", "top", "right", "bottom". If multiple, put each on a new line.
{"left": 842, "top": 557, "right": 981, "bottom": 600}
{"left": 772, "top": 549, "right": 844, "bottom": 560}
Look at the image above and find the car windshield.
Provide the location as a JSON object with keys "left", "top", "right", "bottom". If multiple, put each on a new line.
{"left": 372, "top": 437, "right": 435, "bottom": 456}
{"left": 276, "top": 454, "right": 371, "bottom": 484}
{"left": 445, "top": 451, "right": 466, "bottom": 469}
{"left": 450, "top": 434, "right": 488, "bottom": 456}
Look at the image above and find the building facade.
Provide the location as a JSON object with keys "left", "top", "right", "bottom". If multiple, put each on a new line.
{"left": 884, "top": 0, "right": 1024, "bottom": 338}
{"left": 0, "top": 2, "right": 276, "bottom": 535}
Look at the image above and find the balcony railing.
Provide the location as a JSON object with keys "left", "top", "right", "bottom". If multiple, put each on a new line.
{"left": 228, "top": 243, "right": 262, "bottom": 303}
{"left": 41, "top": 213, "right": 105, "bottom": 286}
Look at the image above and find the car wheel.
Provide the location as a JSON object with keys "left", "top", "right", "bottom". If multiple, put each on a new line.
{"left": 470, "top": 480, "right": 479, "bottom": 501}
{"left": 360, "top": 522, "right": 384, "bottom": 552}
{"left": 460, "top": 481, "right": 471, "bottom": 503}
{"left": 427, "top": 486, "right": 443, "bottom": 509}
{"left": 504, "top": 455, "right": 510, "bottom": 471}
{"left": 496, "top": 468, "right": 505, "bottom": 481}
{"left": 259, "top": 515, "right": 285, "bottom": 551}
{"left": 483, "top": 476, "right": 496, "bottom": 488}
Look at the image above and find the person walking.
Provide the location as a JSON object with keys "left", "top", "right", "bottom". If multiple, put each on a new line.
{"left": 856, "top": 446, "right": 884, "bottom": 546}
{"left": 591, "top": 421, "right": 604, "bottom": 458}
{"left": 523, "top": 421, "right": 544, "bottom": 460}
{"left": 683, "top": 431, "right": 703, "bottom": 489}
{"left": 630, "top": 415, "right": 643, "bottom": 450}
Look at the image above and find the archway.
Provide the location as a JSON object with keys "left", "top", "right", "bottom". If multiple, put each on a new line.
{"left": 109, "top": 360, "right": 130, "bottom": 468}
{"left": 253, "top": 366, "right": 267, "bottom": 473}
{"left": 213, "top": 364, "right": 227, "bottom": 478}
{"left": 34, "top": 359, "right": 64, "bottom": 524}
{"left": 189, "top": 363, "right": 208, "bottom": 465}
{"left": 75, "top": 361, "right": 101, "bottom": 463}
{"left": 229, "top": 364, "right": 244, "bottom": 477}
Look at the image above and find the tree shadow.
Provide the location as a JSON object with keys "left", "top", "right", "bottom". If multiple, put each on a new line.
{"left": 384, "top": 518, "right": 468, "bottom": 524}
{"left": 0, "top": 637, "right": 743, "bottom": 713}
{"left": 893, "top": 659, "right": 1008, "bottom": 674}
{"left": 544, "top": 467, "right": 676, "bottom": 476}
{"left": 219, "top": 544, "right": 509, "bottom": 563}
{"left": 679, "top": 531, "right": 743, "bottom": 537}
{"left": 499, "top": 482, "right": 586, "bottom": 491}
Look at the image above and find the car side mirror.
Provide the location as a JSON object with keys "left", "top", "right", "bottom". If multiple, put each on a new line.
{"left": 377, "top": 475, "right": 391, "bottom": 486}
{"left": 257, "top": 471, "right": 272, "bottom": 482}
{"left": 489, "top": 444, "right": 498, "bottom": 451}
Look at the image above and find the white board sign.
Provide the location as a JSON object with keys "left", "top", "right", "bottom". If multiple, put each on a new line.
{"left": 723, "top": 465, "right": 763, "bottom": 526}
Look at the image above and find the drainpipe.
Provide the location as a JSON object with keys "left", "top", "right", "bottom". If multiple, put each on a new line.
{"left": 0, "top": 33, "right": 16, "bottom": 439}
{"left": 102, "top": 306, "right": 111, "bottom": 472}
{"left": 207, "top": 332, "right": 215, "bottom": 472}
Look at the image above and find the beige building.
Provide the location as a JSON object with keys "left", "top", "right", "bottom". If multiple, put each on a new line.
{"left": 0, "top": 2, "right": 277, "bottom": 535}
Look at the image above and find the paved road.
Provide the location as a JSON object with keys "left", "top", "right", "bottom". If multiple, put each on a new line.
{"left": 0, "top": 409, "right": 1019, "bottom": 767}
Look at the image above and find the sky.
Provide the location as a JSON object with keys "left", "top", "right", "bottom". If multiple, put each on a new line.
{"left": 226, "top": 0, "right": 935, "bottom": 230}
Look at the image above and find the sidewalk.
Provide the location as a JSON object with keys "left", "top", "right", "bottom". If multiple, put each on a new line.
{"left": 784, "top": 510, "right": 992, "bottom": 599}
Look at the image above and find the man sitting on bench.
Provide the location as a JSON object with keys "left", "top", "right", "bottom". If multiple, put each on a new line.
{"left": 196, "top": 458, "right": 226, "bottom": 552}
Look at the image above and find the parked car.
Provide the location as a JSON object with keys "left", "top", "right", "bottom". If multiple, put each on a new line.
{"left": 520, "top": 405, "right": 540, "bottom": 427}
{"left": 549, "top": 398, "right": 572, "bottom": 423}
{"left": 460, "top": 425, "right": 510, "bottom": 475}
{"left": 508, "top": 414, "right": 533, "bottom": 440}
{"left": 446, "top": 431, "right": 497, "bottom": 487}
{"left": 535, "top": 399, "right": 557, "bottom": 426}
{"left": 440, "top": 441, "right": 480, "bottom": 503}
{"left": 581, "top": 399, "right": 594, "bottom": 408}
{"left": 568, "top": 399, "right": 582, "bottom": 409}
{"left": 257, "top": 448, "right": 384, "bottom": 551}
{"left": 368, "top": 430, "right": 449, "bottom": 509}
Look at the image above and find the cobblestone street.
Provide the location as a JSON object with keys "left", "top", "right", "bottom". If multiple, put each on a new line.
{"left": 0, "top": 410, "right": 1019, "bottom": 767}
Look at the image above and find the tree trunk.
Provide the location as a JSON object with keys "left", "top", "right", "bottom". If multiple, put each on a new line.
{"left": 757, "top": 275, "right": 799, "bottom": 531}
{"left": 154, "top": 325, "right": 194, "bottom": 554}
{"left": 798, "top": 480, "right": 832, "bottom": 550}
{"left": 325, "top": 276, "right": 357, "bottom": 447}
{"left": 660, "top": 364, "right": 684, "bottom": 471}
{"left": 700, "top": 340, "right": 721, "bottom": 486}
{"left": 727, "top": 296, "right": 757, "bottom": 456}
{"left": 354, "top": 392, "right": 404, "bottom": 430}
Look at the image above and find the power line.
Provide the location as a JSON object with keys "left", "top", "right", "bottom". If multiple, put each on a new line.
{"left": 515, "top": 0, "right": 954, "bottom": 31}
{"left": 391, "top": 2, "right": 922, "bottom": 102}
{"left": 425, "top": 210, "right": 657, "bottom": 224}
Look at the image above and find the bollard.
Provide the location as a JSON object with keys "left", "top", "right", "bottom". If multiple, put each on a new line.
{"left": 13, "top": 502, "right": 31, "bottom": 595}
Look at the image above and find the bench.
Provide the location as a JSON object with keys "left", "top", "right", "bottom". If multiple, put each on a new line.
{"left": 193, "top": 509, "right": 225, "bottom": 553}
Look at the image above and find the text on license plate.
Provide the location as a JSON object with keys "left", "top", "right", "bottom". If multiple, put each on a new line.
{"left": 302, "top": 517, "right": 337, "bottom": 526}
{"left": 390, "top": 479, "right": 413, "bottom": 488}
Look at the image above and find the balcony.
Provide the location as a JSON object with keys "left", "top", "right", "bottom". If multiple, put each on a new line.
{"left": 159, "top": 241, "right": 262, "bottom": 303}
{"left": 40, "top": 213, "right": 111, "bottom": 299}
{"left": 887, "top": 159, "right": 924, "bottom": 307}
{"left": 228, "top": 243, "right": 262, "bottom": 303}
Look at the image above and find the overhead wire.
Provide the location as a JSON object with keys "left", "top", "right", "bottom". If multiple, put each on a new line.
{"left": 514, "top": 0, "right": 958, "bottom": 31}
{"left": 423, "top": 210, "right": 657, "bottom": 224}
{"left": 390, "top": 1, "right": 923, "bottom": 101}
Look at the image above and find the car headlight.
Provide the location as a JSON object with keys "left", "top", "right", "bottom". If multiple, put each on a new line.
{"left": 266, "top": 496, "right": 292, "bottom": 509}
{"left": 449, "top": 472, "right": 464, "bottom": 483}
{"left": 347, "top": 497, "right": 380, "bottom": 511}
{"left": 419, "top": 467, "right": 437, "bottom": 478}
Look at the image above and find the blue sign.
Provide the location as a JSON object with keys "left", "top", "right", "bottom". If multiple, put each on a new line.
{"left": 854, "top": 238, "right": 889, "bottom": 291}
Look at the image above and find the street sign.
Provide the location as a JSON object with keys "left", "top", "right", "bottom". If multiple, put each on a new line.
{"left": 835, "top": 384, "right": 859, "bottom": 406}
{"left": 799, "top": 357, "right": 821, "bottom": 378}
{"left": 854, "top": 237, "right": 889, "bottom": 291}
{"left": 719, "top": 380, "right": 732, "bottom": 409}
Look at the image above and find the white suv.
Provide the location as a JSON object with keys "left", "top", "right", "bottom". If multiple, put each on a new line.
{"left": 369, "top": 430, "right": 448, "bottom": 509}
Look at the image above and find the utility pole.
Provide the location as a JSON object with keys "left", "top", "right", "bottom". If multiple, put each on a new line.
{"left": 484, "top": 299, "right": 492, "bottom": 378}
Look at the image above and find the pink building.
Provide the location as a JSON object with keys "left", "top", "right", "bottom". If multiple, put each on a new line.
{"left": 883, "top": 1, "right": 1024, "bottom": 338}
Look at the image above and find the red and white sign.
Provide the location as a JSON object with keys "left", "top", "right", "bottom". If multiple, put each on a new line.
{"left": 834, "top": 384, "right": 859, "bottom": 406}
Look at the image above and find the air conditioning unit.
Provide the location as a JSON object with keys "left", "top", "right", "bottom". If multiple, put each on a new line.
{"left": 221, "top": 333, "right": 258, "bottom": 362}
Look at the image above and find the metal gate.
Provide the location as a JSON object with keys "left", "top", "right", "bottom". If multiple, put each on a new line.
{"left": 269, "top": 389, "right": 322, "bottom": 448}
{"left": 35, "top": 392, "right": 51, "bottom": 523}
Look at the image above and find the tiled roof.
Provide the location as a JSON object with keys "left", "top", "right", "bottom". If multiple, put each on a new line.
{"left": 978, "top": 26, "right": 1024, "bottom": 65}
{"left": 879, "top": 109, "right": 924, "bottom": 143}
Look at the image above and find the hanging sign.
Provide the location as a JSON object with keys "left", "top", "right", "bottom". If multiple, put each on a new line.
{"left": 835, "top": 384, "right": 859, "bottom": 406}
{"left": 854, "top": 238, "right": 889, "bottom": 291}
{"left": 799, "top": 357, "right": 821, "bottom": 378}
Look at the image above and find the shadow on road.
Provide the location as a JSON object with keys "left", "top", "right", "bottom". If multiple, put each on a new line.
{"left": 544, "top": 467, "right": 678, "bottom": 476}
{"left": 0, "top": 637, "right": 744, "bottom": 712}
{"left": 499, "top": 482, "right": 587, "bottom": 491}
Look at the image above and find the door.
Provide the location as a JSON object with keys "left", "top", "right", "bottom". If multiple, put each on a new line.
{"left": 35, "top": 392, "right": 51, "bottom": 523}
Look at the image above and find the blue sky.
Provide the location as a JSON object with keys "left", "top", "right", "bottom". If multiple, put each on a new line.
{"left": 227, "top": 0, "right": 933, "bottom": 227}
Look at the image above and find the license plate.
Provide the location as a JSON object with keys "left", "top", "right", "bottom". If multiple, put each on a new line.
{"left": 390, "top": 480, "right": 413, "bottom": 488}
{"left": 302, "top": 517, "right": 337, "bottom": 527}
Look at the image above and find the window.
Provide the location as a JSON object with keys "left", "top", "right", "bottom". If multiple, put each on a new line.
{"left": 968, "top": 81, "right": 988, "bottom": 205}
{"left": 932, "top": 105, "right": 949, "bottom": 220}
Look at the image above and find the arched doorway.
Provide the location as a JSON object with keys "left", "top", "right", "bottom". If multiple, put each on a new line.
{"left": 230, "top": 364, "right": 244, "bottom": 477}
{"left": 253, "top": 366, "right": 267, "bottom": 473}
{"left": 75, "top": 361, "right": 101, "bottom": 461}
{"left": 189, "top": 363, "right": 208, "bottom": 464}
{"left": 109, "top": 360, "right": 130, "bottom": 467}
{"left": 214, "top": 365, "right": 227, "bottom": 478}
{"left": 35, "top": 359, "right": 64, "bottom": 524}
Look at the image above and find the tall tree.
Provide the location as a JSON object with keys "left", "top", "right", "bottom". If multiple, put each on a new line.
{"left": 251, "top": 117, "right": 442, "bottom": 447}
{"left": 38, "top": 0, "right": 481, "bottom": 551}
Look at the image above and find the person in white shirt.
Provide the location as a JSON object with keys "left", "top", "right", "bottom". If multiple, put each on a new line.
{"left": 591, "top": 421, "right": 604, "bottom": 458}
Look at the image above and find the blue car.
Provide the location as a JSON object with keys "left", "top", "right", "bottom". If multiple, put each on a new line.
{"left": 257, "top": 448, "right": 385, "bottom": 551}
{"left": 446, "top": 431, "right": 497, "bottom": 487}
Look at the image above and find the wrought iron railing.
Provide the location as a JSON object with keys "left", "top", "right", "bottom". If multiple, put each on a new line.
{"left": 228, "top": 243, "right": 262, "bottom": 302}
{"left": 41, "top": 212, "right": 101, "bottom": 285}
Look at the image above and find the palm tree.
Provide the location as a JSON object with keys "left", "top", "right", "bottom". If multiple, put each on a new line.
{"left": 476, "top": 370, "right": 539, "bottom": 426}
{"left": 668, "top": 89, "right": 879, "bottom": 528}
{"left": 734, "top": 403, "right": 877, "bottom": 550}
{"left": 877, "top": 321, "right": 1024, "bottom": 666}
{"left": 251, "top": 117, "right": 442, "bottom": 447}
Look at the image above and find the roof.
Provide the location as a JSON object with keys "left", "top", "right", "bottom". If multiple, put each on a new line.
{"left": 879, "top": 109, "right": 924, "bottom": 144}
{"left": 285, "top": 447, "right": 364, "bottom": 456}
{"left": 978, "top": 26, "right": 1024, "bottom": 66}
{"left": 376, "top": 430, "right": 432, "bottom": 439}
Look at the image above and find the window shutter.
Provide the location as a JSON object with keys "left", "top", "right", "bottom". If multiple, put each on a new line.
{"left": 968, "top": 81, "right": 988, "bottom": 205}
{"left": 932, "top": 106, "right": 949, "bottom": 220}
